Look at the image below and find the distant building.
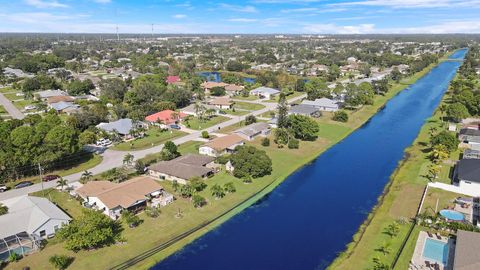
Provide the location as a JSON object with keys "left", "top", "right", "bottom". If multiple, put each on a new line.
{"left": 208, "top": 97, "right": 234, "bottom": 110}
{"left": 148, "top": 154, "right": 215, "bottom": 184}
{"left": 199, "top": 134, "right": 245, "bottom": 157}
{"left": 301, "top": 98, "right": 340, "bottom": 112}
{"left": 96, "top": 118, "right": 145, "bottom": 141}
{"left": 35, "top": 90, "right": 68, "bottom": 101}
{"left": 454, "top": 159, "right": 480, "bottom": 194}
{"left": 3, "top": 67, "right": 34, "bottom": 78}
{"left": 250, "top": 87, "right": 280, "bottom": 99}
{"left": 234, "top": 122, "right": 271, "bottom": 141}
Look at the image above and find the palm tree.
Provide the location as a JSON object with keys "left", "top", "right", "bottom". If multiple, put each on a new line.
{"left": 377, "top": 242, "right": 391, "bottom": 256}
{"left": 385, "top": 222, "right": 400, "bottom": 238}
{"left": 123, "top": 153, "right": 134, "bottom": 167}
{"left": 211, "top": 184, "right": 225, "bottom": 199}
{"left": 56, "top": 177, "right": 67, "bottom": 191}
{"left": 0, "top": 203, "right": 8, "bottom": 215}
{"left": 194, "top": 102, "right": 206, "bottom": 121}
{"left": 80, "top": 170, "right": 93, "bottom": 184}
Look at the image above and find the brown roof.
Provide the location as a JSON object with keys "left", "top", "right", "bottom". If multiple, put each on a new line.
{"left": 76, "top": 177, "right": 163, "bottom": 209}
{"left": 172, "top": 154, "right": 215, "bottom": 166}
{"left": 203, "top": 134, "right": 244, "bottom": 151}
{"left": 149, "top": 160, "right": 213, "bottom": 180}
{"left": 454, "top": 230, "right": 480, "bottom": 270}
{"left": 209, "top": 97, "right": 233, "bottom": 106}
{"left": 225, "top": 84, "right": 244, "bottom": 92}
{"left": 47, "top": 96, "right": 74, "bottom": 104}
{"left": 201, "top": 81, "right": 228, "bottom": 89}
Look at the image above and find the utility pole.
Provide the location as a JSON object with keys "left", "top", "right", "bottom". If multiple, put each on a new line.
{"left": 38, "top": 163, "right": 44, "bottom": 196}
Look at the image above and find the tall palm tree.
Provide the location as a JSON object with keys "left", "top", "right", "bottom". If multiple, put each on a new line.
{"left": 56, "top": 177, "right": 68, "bottom": 191}
{"left": 80, "top": 170, "right": 93, "bottom": 184}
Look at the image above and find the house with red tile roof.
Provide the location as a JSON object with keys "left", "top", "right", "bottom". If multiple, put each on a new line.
{"left": 166, "top": 75, "right": 181, "bottom": 84}
{"left": 145, "top": 110, "right": 187, "bottom": 126}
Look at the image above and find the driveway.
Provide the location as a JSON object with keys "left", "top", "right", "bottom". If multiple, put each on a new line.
{"left": 0, "top": 94, "right": 306, "bottom": 201}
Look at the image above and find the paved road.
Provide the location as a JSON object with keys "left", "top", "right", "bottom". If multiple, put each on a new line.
{"left": 0, "top": 93, "right": 24, "bottom": 119}
{"left": 0, "top": 94, "right": 306, "bottom": 201}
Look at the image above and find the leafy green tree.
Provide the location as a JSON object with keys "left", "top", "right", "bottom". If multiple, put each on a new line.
{"left": 134, "top": 160, "right": 146, "bottom": 174}
{"left": 332, "top": 111, "right": 349, "bottom": 122}
{"left": 261, "top": 137, "right": 270, "bottom": 147}
{"left": 245, "top": 115, "right": 257, "bottom": 125}
{"left": 211, "top": 184, "right": 226, "bottom": 199}
{"left": 57, "top": 209, "right": 123, "bottom": 251}
{"left": 161, "top": 141, "right": 180, "bottom": 161}
{"left": 230, "top": 145, "right": 272, "bottom": 179}
{"left": 179, "top": 184, "right": 195, "bottom": 198}
{"left": 287, "top": 114, "right": 319, "bottom": 141}
{"left": 79, "top": 130, "right": 96, "bottom": 146}
{"left": 201, "top": 131, "right": 210, "bottom": 139}
{"left": 277, "top": 93, "right": 289, "bottom": 129}
{"left": 145, "top": 206, "right": 161, "bottom": 218}
{"left": 100, "top": 78, "right": 128, "bottom": 102}
{"left": 431, "top": 131, "right": 459, "bottom": 153}
{"left": 49, "top": 254, "right": 74, "bottom": 270}
{"left": 67, "top": 79, "right": 94, "bottom": 96}
{"left": 294, "top": 78, "right": 305, "bottom": 92}
{"left": 427, "top": 164, "right": 441, "bottom": 181}
{"left": 190, "top": 177, "right": 207, "bottom": 192}
{"left": 172, "top": 180, "right": 180, "bottom": 192}
{"left": 192, "top": 194, "right": 207, "bottom": 208}
{"left": 210, "top": 87, "right": 226, "bottom": 96}
{"left": 305, "top": 78, "right": 329, "bottom": 100}
{"left": 288, "top": 138, "right": 300, "bottom": 149}
{"left": 223, "top": 182, "right": 236, "bottom": 193}
{"left": 446, "top": 102, "right": 469, "bottom": 122}
{"left": 377, "top": 241, "right": 391, "bottom": 256}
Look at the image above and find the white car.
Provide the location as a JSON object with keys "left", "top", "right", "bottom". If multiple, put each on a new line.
{"left": 0, "top": 184, "right": 7, "bottom": 193}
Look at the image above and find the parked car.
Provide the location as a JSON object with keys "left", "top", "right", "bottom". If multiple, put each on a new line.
{"left": 96, "top": 138, "right": 112, "bottom": 147}
{"left": 14, "top": 181, "right": 33, "bottom": 189}
{"left": 169, "top": 124, "right": 181, "bottom": 130}
{"left": 0, "top": 185, "right": 7, "bottom": 192}
{"left": 42, "top": 174, "right": 60, "bottom": 182}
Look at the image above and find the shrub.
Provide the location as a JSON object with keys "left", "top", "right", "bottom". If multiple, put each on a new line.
{"left": 145, "top": 206, "right": 161, "bottom": 218}
{"left": 189, "top": 177, "right": 207, "bottom": 191}
{"left": 224, "top": 182, "right": 236, "bottom": 193}
{"left": 215, "top": 155, "right": 230, "bottom": 165}
{"left": 245, "top": 115, "right": 257, "bottom": 125}
{"left": 201, "top": 131, "right": 209, "bottom": 139}
{"left": 192, "top": 194, "right": 207, "bottom": 208}
{"left": 261, "top": 137, "right": 270, "bottom": 146}
{"left": 332, "top": 110, "right": 349, "bottom": 122}
{"left": 288, "top": 138, "right": 299, "bottom": 149}
{"left": 49, "top": 255, "right": 74, "bottom": 270}
{"left": 431, "top": 131, "right": 459, "bottom": 153}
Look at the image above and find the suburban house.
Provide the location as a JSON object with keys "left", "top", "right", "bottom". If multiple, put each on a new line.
{"left": 148, "top": 154, "right": 215, "bottom": 184}
{"left": 145, "top": 110, "right": 187, "bottom": 127}
{"left": 301, "top": 98, "right": 340, "bottom": 112}
{"left": 452, "top": 230, "right": 480, "bottom": 270}
{"left": 0, "top": 196, "right": 71, "bottom": 261}
{"left": 96, "top": 118, "right": 145, "bottom": 141}
{"left": 76, "top": 177, "right": 172, "bottom": 220}
{"left": 225, "top": 84, "right": 244, "bottom": 96}
{"left": 199, "top": 134, "right": 245, "bottom": 157}
{"left": 201, "top": 81, "right": 228, "bottom": 93}
{"left": 250, "top": 86, "right": 281, "bottom": 99}
{"left": 3, "top": 67, "right": 34, "bottom": 78}
{"left": 35, "top": 90, "right": 68, "bottom": 101}
{"left": 208, "top": 97, "right": 234, "bottom": 110}
{"left": 234, "top": 122, "right": 271, "bottom": 141}
{"left": 181, "top": 103, "right": 218, "bottom": 116}
{"left": 48, "top": 101, "right": 80, "bottom": 114}
{"left": 46, "top": 95, "right": 75, "bottom": 104}
{"left": 464, "top": 149, "right": 480, "bottom": 159}
{"left": 288, "top": 104, "right": 322, "bottom": 117}
{"left": 459, "top": 128, "right": 480, "bottom": 145}
{"left": 453, "top": 159, "right": 480, "bottom": 194}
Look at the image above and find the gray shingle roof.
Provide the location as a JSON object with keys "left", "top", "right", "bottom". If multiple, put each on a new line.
{"left": 250, "top": 87, "right": 280, "bottom": 95}
{"left": 234, "top": 122, "right": 270, "bottom": 137}
{"left": 456, "top": 159, "right": 480, "bottom": 183}
{"left": 96, "top": 118, "right": 134, "bottom": 135}
{"left": 301, "top": 98, "right": 339, "bottom": 109}
{"left": 172, "top": 154, "right": 215, "bottom": 166}
{"left": 453, "top": 230, "right": 480, "bottom": 270}
{"left": 289, "top": 104, "right": 319, "bottom": 115}
{"left": 149, "top": 161, "right": 213, "bottom": 180}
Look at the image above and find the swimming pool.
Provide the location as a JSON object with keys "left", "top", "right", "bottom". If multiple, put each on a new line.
{"left": 423, "top": 238, "right": 449, "bottom": 264}
{"left": 440, "top": 209, "right": 464, "bottom": 221}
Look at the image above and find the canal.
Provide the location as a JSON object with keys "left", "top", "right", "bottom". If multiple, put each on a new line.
{"left": 153, "top": 49, "right": 467, "bottom": 270}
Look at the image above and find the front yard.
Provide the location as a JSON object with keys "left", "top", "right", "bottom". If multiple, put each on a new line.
{"left": 233, "top": 101, "right": 265, "bottom": 111}
{"left": 184, "top": 115, "right": 229, "bottom": 130}
{"left": 111, "top": 129, "right": 186, "bottom": 151}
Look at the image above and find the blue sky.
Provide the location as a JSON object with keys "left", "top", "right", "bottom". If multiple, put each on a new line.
{"left": 0, "top": 0, "right": 480, "bottom": 33}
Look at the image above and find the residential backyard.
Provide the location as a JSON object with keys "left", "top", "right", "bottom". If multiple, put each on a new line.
{"left": 111, "top": 129, "right": 186, "bottom": 151}
{"left": 184, "top": 115, "right": 229, "bottom": 130}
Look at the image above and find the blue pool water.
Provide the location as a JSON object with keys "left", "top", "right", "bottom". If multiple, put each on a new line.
{"left": 423, "top": 238, "right": 449, "bottom": 264}
{"left": 153, "top": 49, "right": 467, "bottom": 270}
{"left": 440, "top": 209, "right": 465, "bottom": 221}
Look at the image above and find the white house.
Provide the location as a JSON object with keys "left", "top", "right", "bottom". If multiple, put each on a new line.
{"left": 454, "top": 159, "right": 480, "bottom": 194}
{"left": 234, "top": 122, "right": 271, "bottom": 141}
{"left": 250, "top": 87, "right": 280, "bottom": 99}
{"left": 301, "top": 98, "right": 340, "bottom": 112}
{"left": 148, "top": 154, "right": 215, "bottom": 184}
{"left": 0, "top": 196, "right": 71, "bottom": 240}
{"left": 199, "top": 134, "right": 245, "bottom": 157}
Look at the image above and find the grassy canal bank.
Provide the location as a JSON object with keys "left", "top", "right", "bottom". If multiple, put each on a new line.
{"left": 8, "top": 60, "right": 443, "bottom": 270}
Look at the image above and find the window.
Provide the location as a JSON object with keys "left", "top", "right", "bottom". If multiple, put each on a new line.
{"left": 54, "top": 225, "right": 59, "bottom": 232}
{"left": 465, "top": 181, "right": 472, "bottom": 184}
{"left": 39, "top": 230, "right": 46, "bottom": 237}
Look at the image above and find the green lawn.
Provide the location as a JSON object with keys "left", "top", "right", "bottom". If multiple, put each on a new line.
{"left": 234, "top": 101, "right": 265, "bottom": 111}
{"left": 0, "top": 87, "right": 14, "bottom": 93}
{"left": 31, "top": 188, "right": 84, "bottom": 219}
{"left": 4, "top": 92, "right": 23, "bottom": 100}
{"left": 232, "top": 95, "right": 258, "bottom": 101}
{"left": 111, "top": 129, "right": 186, "bottom": 151}
{"left": 222, "top": 109, "right": 250, "bottom": 116}
{"left": 184, "top": 115, "right": 229, "bottom": 130}
{"left": 178, "top": 141, "right": 203, "bottom": 155}
{"left": 12, "top": 99, "right": 35, "bottom": 110}
{"left": 8, "top": 62, "right": 445, "bottom": 270}
{"left": 0, "top": 105, "right": 7, "bottom": 114}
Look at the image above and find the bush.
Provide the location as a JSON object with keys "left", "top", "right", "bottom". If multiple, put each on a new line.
{"left": 287, "top": 114, "right": 319, "bottom": 141}
{"left": 145, "top": 206, "right": 161, "bottom": 218}
{"left": 121, "top": 210, "right": 141, "bottom": 228}
{"left": 189, "top": 177, "right": 207, "bottom": 191}
{"left": 224, "top": 182, "right": 236, "bottom": 193}
{"left": 245, "top": 115, "right": 257, "bottom": 125}
{"left": 431, "top": 131, "right": 459, "bottom": 153}
{"left": 49, "top": 255, "right": 74, "bottom": 270}
{"left": 332, "top": 110, "right": 349, "bottom": 122}
{"left": 192, "top": 194, "right": 207, "bottom": 208}
{"left": 201, "top": 131, "right": 209, "bottom": 139}
{"left": 242, "top": 175, "right": 252, "bottom": 183}
{"left": 215, "top": 155, "right": 230, "bottom": 165}
{"left": 288, "top": 138, "right": 299, "bottom": 149}
{"left": 261, "top": 137, "right": 270, "bottom": 146}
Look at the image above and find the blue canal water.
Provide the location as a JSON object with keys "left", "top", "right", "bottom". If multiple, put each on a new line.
{"left": 197, "top": 71, "right": 256, "bottom": 84}
{"left": 154, "top": 49, "right": 467, "bottom": 270}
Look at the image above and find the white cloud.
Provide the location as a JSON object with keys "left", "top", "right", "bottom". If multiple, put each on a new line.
{"left": 303, "top": 23, "right": 375, "bottom": 34}
{"left": 280, "top": 7, "right": 347, "bottom": 13}
{"left": 24, "top": 0, "right": 68, "bottom": 8}
{"left": 219, "top": 3, "right": 258, "bottom": 13}
{"left": 331, "top": 0, "right": 480, "bottom": 9}
{"left": 172, "top": 14, "right": 187, "bottom": 19}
